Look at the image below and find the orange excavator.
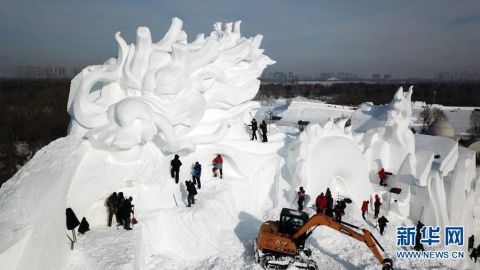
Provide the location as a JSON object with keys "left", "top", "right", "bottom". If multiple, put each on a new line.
{"left": 254, "top": 208, "right": 393, "bottom": 269}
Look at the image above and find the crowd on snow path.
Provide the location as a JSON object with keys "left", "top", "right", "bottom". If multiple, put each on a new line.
{"left": 170, "top": 153, "right": 225, "bottom": 207}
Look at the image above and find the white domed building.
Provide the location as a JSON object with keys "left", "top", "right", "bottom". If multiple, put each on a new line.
{"left": 427, "top": 119, "right": 455, "bottom": 138}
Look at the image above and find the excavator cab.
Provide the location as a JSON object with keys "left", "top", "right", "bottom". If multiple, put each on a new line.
{"left": 278, "top": 208, "right": 309, "bottom": 235}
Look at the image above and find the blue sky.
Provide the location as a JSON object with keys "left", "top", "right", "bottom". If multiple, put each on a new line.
{"left": 1, "top": 0, "right": 479, "bottom": 78}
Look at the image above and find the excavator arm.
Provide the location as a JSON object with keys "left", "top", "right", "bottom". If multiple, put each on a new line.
{"left": 292, "top": 214, "right": 393, "bottom": 269}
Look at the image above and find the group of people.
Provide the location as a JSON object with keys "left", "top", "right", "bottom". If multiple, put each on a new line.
{"left": 249, "top": 118, "right": 268, "bottom": 142}
{"left": 106, "top": 192, "right": 135, "bottom": 230}
{"left": 361, "top": 194, "right": 388, "bottom": 235}
{"left": 297, "top": 187, "right": 348, "bottom": 223}
{"left": 314, "top": 188, "right": 346, "bottom": 222}
{"left": 170, "top": 154, "right": 225, "bottom": 207}
{"left": 171, "top": 154, "right": 224, "bottom": 185}
{"left": 297, "top": 186, "right": 390, "bottom": 236}
{"left": 361, "top": 194, "right": 382, "bottom": 220}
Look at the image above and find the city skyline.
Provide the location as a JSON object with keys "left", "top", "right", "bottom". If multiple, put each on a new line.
{"left": 1, "top": 0, "right": 479, "bottom": 78}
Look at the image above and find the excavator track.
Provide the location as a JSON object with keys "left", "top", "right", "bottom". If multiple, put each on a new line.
{"left": 254, "top": 241, "right": 317, "bottom": 270}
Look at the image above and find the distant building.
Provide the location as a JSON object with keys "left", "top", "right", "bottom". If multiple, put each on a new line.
{"left": 372, "top": 74, "right": 381, "bottom": 80}
{"left": 15, "top": 66, "right": 68, "bottom": 79}
{"left": 272, "top": 72, "right": 287, "bottom": 82}
{"left": 383, "top": 74, "right": 391, "bottom": 80}
{"left": 288, "top": 72, "right": 294, "bottom": 80}
{"left": 434, "top": 70, "right": 480, "bottom": 82}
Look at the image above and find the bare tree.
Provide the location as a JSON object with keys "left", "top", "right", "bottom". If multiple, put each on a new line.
{"left": 420, "top": 106, "right": 433, "bottom": 128}
{"left": 468, "top": 110, "right": 480, "bottom": 136}
{"left": 432, "top": 108, "right": 447, "bottom": 121}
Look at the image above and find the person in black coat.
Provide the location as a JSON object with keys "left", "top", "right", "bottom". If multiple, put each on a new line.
{"left": 377, "top": 216, "right": 389, "bottom": 235}
{"left": 414, "top": 221, "right": 425, "bottom": 251}
{"left": 471, "top": 245, "right": 480, "bottom": 263}
{"left": 333, "top": 202, "right": 342, "bottom": 222}
{"left": 250, "top": 119, "right": 258, "bottom": 140}
{"left": 170, "top": 154, "right": 182, "bottom": 184}
{"left": 116, "top": 192, "right": 125, "bottom": 226}
{"left": 121, "top": 197, "right": 134, "bottom": 230}
{"left": 106, "top": 192, "right": 118, "bottom": 227}
{"left": 186, "top": 180, "right": 197, "bottom": 207}
{"left": 259, "top": 120, "right": 268, "bottom": 142}
{"left": 325, "top": 189, "right": 334, "bottom": 217}
{"left": 468, "top": 235, "right": 475, "bottom": 251}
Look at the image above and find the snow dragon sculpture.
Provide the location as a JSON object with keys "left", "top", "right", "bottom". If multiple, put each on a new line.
{"left": 67, "top": 18, "right": 275, "bottom": 156}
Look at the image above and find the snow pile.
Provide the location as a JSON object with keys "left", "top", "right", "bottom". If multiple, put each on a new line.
{"left": 280, "top": 98, "right": 354, "bottom": 124}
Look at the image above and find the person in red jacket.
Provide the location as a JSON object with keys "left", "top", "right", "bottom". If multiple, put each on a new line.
{"left": 212, "top": 154, "right": 223, "bottom": 179}
{"left": 315, "top": 192, "right": 327, "bottom": 214}
{"left": 378, "top": 168, "right": 386, "bottom": 186}
{"left": 361, "top": 200, "right": 369, "bottom": 220}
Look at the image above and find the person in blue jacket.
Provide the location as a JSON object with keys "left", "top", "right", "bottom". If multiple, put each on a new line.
{"left": 192, "top": 161, "right": 202, "bottom": 189}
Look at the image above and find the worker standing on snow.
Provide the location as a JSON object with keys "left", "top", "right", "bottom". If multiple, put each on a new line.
{"left": 116, "top": 192, "right": 125, "bottom": 226}
{"left": 106, "top": 192, "right": 118, "bottom": 227}
{"left": 377, "top": 216, "right": 388, "bottom": 235}
{"left": 212, "top": 154, "right": 223, "bottom": 179}
{"left": 297, "top": 187, "right": 306, "bottom": 211}
{"left": 250, "top": 118, "right": 258, "bottom": 140}
{"left": 186, "top": 180, "right": 197, "bottom": 207}
{"left": 361, "top": 200, "right": 369, "bottom": 220}
{"left": 378, "top": 168, "right": 387, "bottom": 186}
{"left": 333, "top": 202, "right": 343, "bottom": 222}
{"left": 121, "top": 197, "right": 134, "bottom": 230}
{"left": 471, "top": 245, "right": 480, "bottom": 263}
{"left": 192, "top": 161, "right": 202, "bottom": 189}
{"left": 414, "top": 221, "right": 425, "bottom": 251}
{"left": 374, "top": 194, "right": 382, "bottom": 219}
{"left": 170, "top": 154, "right": 182, "bottom": 184}
{"left": 325, "top": 188, "right": 334, "bottom": 217}
{"left": 315, "top": 192, "right": 327, "bottom": 214}
{"left": 468, "top": 235, "right": 475, "bottom": 251}
{"left": 259, "top": 120, "right": 268, "bottom": 142}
